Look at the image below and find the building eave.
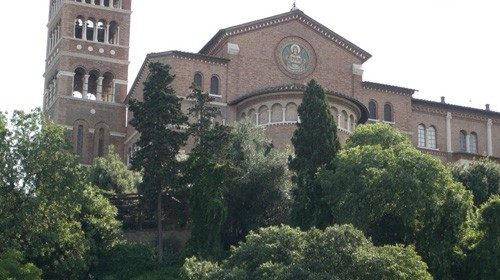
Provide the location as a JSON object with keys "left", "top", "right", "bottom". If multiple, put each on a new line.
{"left": 199, "top": 9, "right": 371, "bottom": 62}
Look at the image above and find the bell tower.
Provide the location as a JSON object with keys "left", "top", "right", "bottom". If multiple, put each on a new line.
{"left": 43, "top": 0, "right": 132, "bottom": 164}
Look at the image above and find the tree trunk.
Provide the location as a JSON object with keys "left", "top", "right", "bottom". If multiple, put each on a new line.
{"left": 157, "top": 190, "right": 163, "bottom": 262}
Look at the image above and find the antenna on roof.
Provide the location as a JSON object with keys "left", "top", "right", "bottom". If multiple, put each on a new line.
{"left": 291, "top": 0, "right": 298, "bottom": 11}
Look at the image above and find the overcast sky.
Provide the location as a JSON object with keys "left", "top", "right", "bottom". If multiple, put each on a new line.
{"left": 1, "top": 0, "right": 499, "bottom": 114}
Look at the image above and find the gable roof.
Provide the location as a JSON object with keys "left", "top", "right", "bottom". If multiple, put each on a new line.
{"left": 199, "top": 9, "right": 372, "bottom": 62}
{"left": 126, "top": 51, "right": 229, "bottom": 101}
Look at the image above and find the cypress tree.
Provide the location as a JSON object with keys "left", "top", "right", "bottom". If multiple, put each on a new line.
{"left": 128, "top": 62, "right": 188, "bottom": 262}
{"left": 289, "top": 79, "right": 340, "bottom": 229}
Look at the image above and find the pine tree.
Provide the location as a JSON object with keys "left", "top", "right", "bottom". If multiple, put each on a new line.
{"left": 185, "top": 85, "right": 233, "bottom": 258}
{"left": 289, "top": 79, "right": 340, "bottom": 229}
{"left": 128, "top": 62, "right": 188, "bottom": 262}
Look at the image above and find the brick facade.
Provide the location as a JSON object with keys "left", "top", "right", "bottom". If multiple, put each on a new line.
{"left": 45, "top": 3, "right": 499, "bottom": 164}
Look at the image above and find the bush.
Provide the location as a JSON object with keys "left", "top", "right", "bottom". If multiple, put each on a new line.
{"left": 0, "top": 250, "right": 42, "bottom": 280}
{"left": 94, "top": 242, "right": 156, "bottom": 279}
{"left": 181, "top": 225, "right": 432, "bottom": 280}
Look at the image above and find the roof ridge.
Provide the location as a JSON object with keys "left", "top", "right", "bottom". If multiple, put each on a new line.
{"left": 199, "top": 9, "right": 371, "bottom": 61}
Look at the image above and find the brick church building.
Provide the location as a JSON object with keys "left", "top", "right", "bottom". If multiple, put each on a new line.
{"left": 43, "top": 1, "right": 499, "bottom": 165}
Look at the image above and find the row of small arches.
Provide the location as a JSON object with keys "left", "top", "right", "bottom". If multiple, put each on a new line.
{"left": 74, "top": 16, "right": 119, "bottom": 45}
{"left": 369, "top": 100, "right": 393, "bottom": 122}
{"left": 331, "top": 107, "right": 356, "bottom": 132}
{"left": 73, "top": 67, "right": 116, "bottom": 102}
{"left": 75, "top": 0, "right": 122, "bottom": 9}
{"left": 193, "top": 72, "right": 220, "bottom": 96}
{"left": 241, "top": 103, "right": 299, "bottom": 125}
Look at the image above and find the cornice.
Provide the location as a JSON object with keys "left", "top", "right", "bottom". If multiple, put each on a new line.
{"left": 363, "top": 81, "right": 416, "bottom": 96}
{"left": 200, "top": 9, "right": 371, "bottom": 62}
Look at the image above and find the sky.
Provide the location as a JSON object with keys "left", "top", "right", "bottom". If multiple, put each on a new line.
{"left": 1, "top": 0, "right": 499, "bottom": 114}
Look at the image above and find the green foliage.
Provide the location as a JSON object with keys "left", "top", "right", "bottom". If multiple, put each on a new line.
{"left": 289, "top": 79, "right": 340, "bottom": 229}
{"left": 181, "top": 225, "right": 432, "bottom": 280}
{"left": 0, "top": 250, "right": 42, "bottom": 280}
{"left": 95, "top": 242, "right": 156, "bottom": 279}
{"left": 0, "top": 110, "right": 121, "bottom": 279}
{"left": 346, "top": 122, "right": 411, "bottom": 149}
{"left": 186, "top": 92, "right": 292, "bottom": 258}
{"left": 89, "top": 146, "right": 141, "bottom": 194}
{"left": 129, "top": 62, "right": 189, "bottom": 260}
{"left": 222, "top": 121, "right": 292, "bottom": 249}
{"left": 464, "top": 196, "right": 500, "bottom": 279}
{"left": 451, "top": 158, "right": 500, "bottom": 206}
{"left": 320, "top": 124, "right": 474, "bottom": 279}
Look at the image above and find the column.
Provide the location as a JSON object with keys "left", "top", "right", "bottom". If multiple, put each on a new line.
{"left": 97, "top": 77, "right": 104, "bottom": 101}
{"left": 93, "top": 24, "right": 98, "bottom": 42}
{"left": 105, "top": 23, "right": 110, "bottom": 43}
{"left": 48, "top": 84, "right": 54, "bottom": 104}
{"left": 83, "top": 21, "right": 87, "bottom": 40}
{"left": 487, "top": 119, "right": 493, "bottom": 156}
{"left": 268, "top": 108, "right": 272, "bottom": 124}
{"left": 282, "top": 107, "right": 286, "bottom": 122}
{"left": 446, "top": 112, "right": 452, "bottom": 153}
{"left": 255, "top": 112, "right": 259, "bottom": 125}
{"left": 112, "top": 80, "right": 117, "bottom": 102}
{"left": 83, "top": 74, "right": 90, "bottom": 99}
{"left": 466, "top": 134, "right": 471, "bottom": 153}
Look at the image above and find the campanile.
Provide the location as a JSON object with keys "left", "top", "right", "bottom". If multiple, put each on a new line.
{"left": 43, "top": 0, "right": 132, "bottom": 164}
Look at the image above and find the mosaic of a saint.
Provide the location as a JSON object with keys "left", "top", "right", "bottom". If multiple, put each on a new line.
{"left": 281, "top": 43, "right": 310, "bottom": 74}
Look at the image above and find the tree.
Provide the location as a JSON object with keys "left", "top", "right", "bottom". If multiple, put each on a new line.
{"left": 185, "top": 86, "right": 291, "bottom": 257}
{"left": 319, "top": 124, "right": 474, "bottom": 279}
{"left": 129, "top": 62, "right": 189, "bottom": 261}
{"left": 289, "top": 79, "right": 340, "bottom": 229}
{"left": 464, "top": 196, "right": 500, "bottom": 279}
{"left": 451, "top": 158, "right": 500, "bottom": 206}
{"left": 89, "top": 146, "right": 141, "bottom": 194}
{"left": 0, "top": 250, "right": 42, "bottom": 280}
{"left": 0, "top": 110, "right": 121, "bottom": 279}
{"left": 345, "top": 122, "right": 411, "bottom": 149}
{"left": 185, "top": 85, "right": 234, "bottom": 258}
{"left": 181, "top": 224, "right": 432, "bottom": 280}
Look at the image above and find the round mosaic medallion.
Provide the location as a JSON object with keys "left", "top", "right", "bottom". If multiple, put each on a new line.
{"left": 276, "top": 37, "right": 316, "bottom": 79}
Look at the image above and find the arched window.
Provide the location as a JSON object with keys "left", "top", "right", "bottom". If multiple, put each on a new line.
{"left": 73, "top": 67, "right": 86, "bottom": 98}
{"left": 85, "top": 0, "right": 91, "bottom": 4}
{"left": 87, "top": 70, "right": 100, "bottom": 100}
{"left": 108, "top": 21, "right": 119, "bottom": 44}
{"left": 258, "top": 105, "right": 269, "bottom": 125}
{"left": 102, "top": 72, "right": 114, "bottom": 102}
{"left": 248, "top": 109, "right": 257, "bottom": 124}
{"left": 104, "top": 0, "right": 110, "bottom": 7}
{"left": 331, "top": 107, "right": 339, "bottom": 124}
{"left": 459, "top": 130, "right": 467, "bottom": 152}
{"left": 427, "top": 126, "right": 436, "bottom": 149}
{"left": 349, "top": 115, "right": 355, "bottom": 131}
{"left": 384, "top": 103, "right": 393, "bottom": 122}
{"left": 210, "top": 76, "right": 220, "bottom": 95}
{"left": 470, "top": 132, "right": 478, "bottom": 154}
{"left": 193, "top": 72, "right": 203, "bottom": 89}
{"left": 113, "top": 0, "right": 121, "bottom": 9}
{"left": 74, "top": 17, "right": 84, "bottom": 39}
{"left": 97, "top": 128, "right": 105, "bottom": 157}
{"left": 368, "top": 100, "right": 377, "bottom": 120}
{"left": 341, "top": 110, "right": 348, "bottom": 129}
{"left": 76, "top": 125, "right": 84, "bottom": 157}
{"left": 240, "top": 112, "right": 246, "bottom": 120}
{"left": 285, "top": 103, "right": 298, "bottom": 122}
{"left": 418, "top": 124, "right": 426, "bottom": 147}
{"left": 97, "top": 20, "right": 106, "bottom": 42}
{"left": 271, "top": 103, "right": 283, "bottom": 123}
